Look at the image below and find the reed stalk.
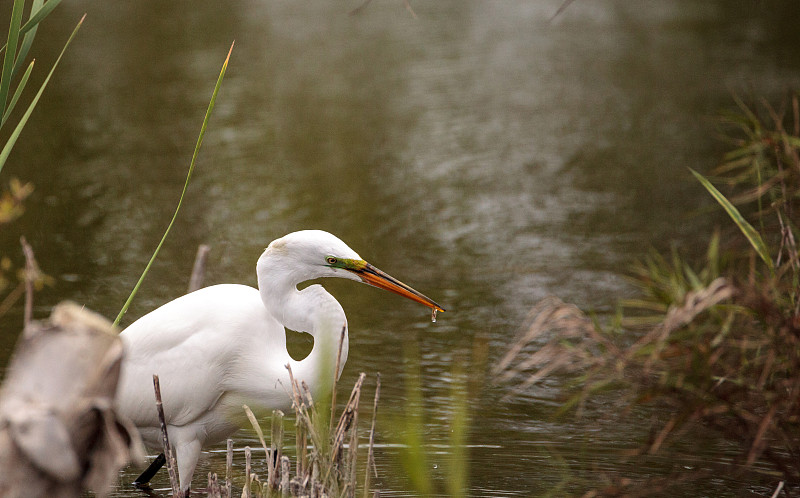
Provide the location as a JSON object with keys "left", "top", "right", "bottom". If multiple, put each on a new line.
{"left": 207, "top": 473, "right": 223, "bottom": 498}
{"left": 226, "top": 439, "right": 233, "bottom": 498}
{"left": 113, "top": 42, "right": 233, "bottom": 327}
{"left": 269, "top": 409, "right": 284, "bottom": 489}
{"left": 228, "top": 364, "right": 377, "bottom": 497}
{"left": 244, "top": 446, "right": 252, "bottom": 498}
{"left": 153, "top": 374, "right": 181, "bottom": 498}
{"left": 188, "top": 244, "right": 210, "bottom": 293}
{"left": 280, "top": 455, "right": 290, "bottom": 495}
{"left": 362, "top": 374, "right": 380, "bottom": 498}
{"left": 0, "top": 1, "right": 82, "bottom": 175}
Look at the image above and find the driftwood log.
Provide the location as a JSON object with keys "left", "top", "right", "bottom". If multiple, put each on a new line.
{"left": 0, "top": 302, "right": 144, "bottom": 498}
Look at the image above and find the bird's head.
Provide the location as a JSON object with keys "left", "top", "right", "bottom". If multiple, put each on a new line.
{"left": 263, "top": 230, "right": 444, "bottom": 313}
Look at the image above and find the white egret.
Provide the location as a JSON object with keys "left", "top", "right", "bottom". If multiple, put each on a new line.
{"left": 116, "top": 230, "right": 444, "bottom": 493}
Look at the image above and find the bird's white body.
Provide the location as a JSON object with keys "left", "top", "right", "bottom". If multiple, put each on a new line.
{"left": 118, "top": 284, "right": 315, "bottom": 446}
{"left": 115, "top": 230, "right": 440, "bottom": 492}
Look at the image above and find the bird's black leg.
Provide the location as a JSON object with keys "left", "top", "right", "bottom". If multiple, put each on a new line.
{"left": 133, "top": 453, "right": 167, "bottom": 487}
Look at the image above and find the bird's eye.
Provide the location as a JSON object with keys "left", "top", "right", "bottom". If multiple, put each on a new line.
{"left": 326, "top": 256, "right": 338, "bottom": 265}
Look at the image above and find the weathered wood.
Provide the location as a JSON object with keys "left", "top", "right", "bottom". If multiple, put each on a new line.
{"left": 0, "top": 302, "right": 144, "bottom": 498}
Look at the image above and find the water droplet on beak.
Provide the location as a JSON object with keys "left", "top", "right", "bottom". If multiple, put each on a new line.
{"left": 431, "top": 308, "right": 437, "bottom": 323}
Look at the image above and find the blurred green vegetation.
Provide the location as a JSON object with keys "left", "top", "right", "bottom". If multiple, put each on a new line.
{"left": 0, "top": 0, "right": 80, "bottom": 320}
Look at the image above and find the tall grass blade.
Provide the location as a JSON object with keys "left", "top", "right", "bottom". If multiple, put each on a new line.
{"left": 19, "top": 0, "right": 62, "bottom": 37}
{"left": 242, "top": 404, "right": 270, "bottom": 458}
{"left": 113, "top": 42, "right": 234, "bottom": 326}
{"left": 11, "top": 0, "right": 44, "bottom": 81}
{"left": 0, "top": 0, "right": 63, "bottom": 53}
{"left": 690, "top": 168, "right": 774, "bottom": 272}
{"left": 1, "top": 59, "right": 34, "bottom": 127}
{"left": 0, "top": 0, "right": 26, "bottom": 113}
{"left": 0, "top": 14, "right": 83, "bottom": 175}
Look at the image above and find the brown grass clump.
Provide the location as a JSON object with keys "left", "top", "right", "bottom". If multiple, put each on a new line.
{"left": 495, "top": 92, "right": 800, "bottom": 493}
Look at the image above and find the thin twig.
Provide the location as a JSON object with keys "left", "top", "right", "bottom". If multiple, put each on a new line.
{"left": 226, "top": 439, "right": 233, "bottom": 498}
{"left": 364, "top": 373, "right": 381, "bottom": 498}
{"left": 20, "top": 236, "right": 35, "bottom": 327}
{"left": 551, "top": 0, "right": 577, "bottom": 21}
{"left": 244, "top": 446, "right": 252, "bottom": 498}
{"left": 188, "top": 244, "right": 210, "bottom": 293}
{"left": 333, "top": 373, "right": 366, "bottom": 457}
{"left": 0, "top": 281, "right": 24, "bottom": 319}
{"left": 402, "top": 0, "right": 417, "bottom": 19}
{"left": 153, "top": 374, "right": 181, "bottom": 497}
{"left": 649, "top": 414, "right": 678, "bottom": 454}
{"left": 286, "top": 364, "right": 308, "bottom": 479}
{"left": 330, "top": 324, "right": 347, "bottom": 432}
{"left": 770, "top": 480, "right": 785, "bottom": 498}
{"left": 347, "top": 382, "right": 361, "bottom": 495}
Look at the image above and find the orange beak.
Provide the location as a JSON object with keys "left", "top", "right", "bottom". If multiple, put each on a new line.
{"left": 352, "top": 263, "right": 445, "bottom": 313}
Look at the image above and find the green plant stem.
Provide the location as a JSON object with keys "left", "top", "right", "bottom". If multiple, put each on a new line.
{"left": 690, "top": 168, "right": 774, "bottom": 275}
{"left": 20, "top": 0, "right": 62, "bottom": 38}
{"left": 1, "top": 59, "right": 34, "bottom": 127}
{"left": 11, "top": 0, "right": 43, "bottom": 82}
{"left": 0, "top": 14, "right": 83, "bottom": 175}
{"left": 113, "top": 41, "right": 234, "bottom": 327}
{"left": 0, "top": 0, "right": 25, "bottom": 112}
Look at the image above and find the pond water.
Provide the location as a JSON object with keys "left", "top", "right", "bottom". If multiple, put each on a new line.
{"left": 1, "top": 0, "right": 799, "bottom": 496}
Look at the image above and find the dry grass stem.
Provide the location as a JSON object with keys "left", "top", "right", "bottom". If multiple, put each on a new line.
{"left": 207, "top": 472, "right": 222, "bottom": 498}
{"left": 20, "top": 236, "right": 35, "bottom": 326}
{"left": 244, "top": 446, "right": 252, "bottom": 498}
{"left": 496, "top": 96, "right": 800, "bottom": 491}
{"left": 225, "top": 365, "right": 377, "bottom": 496}
{"left": 493, "top": 296, "right": 606, "bottom": 400}
{"left": 226, "top": 439, "right": 233, "bottom": 498}
{"left": 330, "top": 324, "right": 347, "bottom": 431}
{"left": 153, "top": 374, "right": 181, "bottom": 498}
{"left": 363, "top": 374, "right": 380, "bottom": 498}
{"left": 269, "top": 409, "right": 284, "bottom": 489}
{"left": 188, "top": 244, "right": 210, "bottom": 293}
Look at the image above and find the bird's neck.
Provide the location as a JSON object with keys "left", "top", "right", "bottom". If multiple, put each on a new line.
{"left": 257, "top": 255, "right": 349, "bottom": 387}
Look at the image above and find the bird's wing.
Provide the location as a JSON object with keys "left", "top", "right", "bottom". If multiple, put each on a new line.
{"left": 116, "top": 284, "right": 286, "bottom": 430}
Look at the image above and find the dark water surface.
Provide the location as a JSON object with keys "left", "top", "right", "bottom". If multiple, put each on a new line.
{"left": 1, "top": 0, "right": 799, "bottom": 495}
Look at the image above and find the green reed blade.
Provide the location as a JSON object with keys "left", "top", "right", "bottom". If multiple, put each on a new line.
{"left": 113, "top": 42, "right": 234, "bottom": 327}
{"left": 0, "top": 0, "right": 63, "bottom": 57}
{"left": 1, "top": 59, "right": 34, "bottom": 127}
{"left": 0, "top": 0, "right": 26, "bottom": 113}
{"left": 690, "top": 168, "right": 774, "bottom": 273}
{"left": 11, "top": 0, "right": 44, "bottom": 81}
{"left": 20, "top": 0, "right": 62, "bottom": 36}
{"left": 0, "top": 14, "right": 83, "bottom": 175}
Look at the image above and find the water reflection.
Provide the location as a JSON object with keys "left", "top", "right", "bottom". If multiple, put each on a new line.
{"left": 0, "top": 0, "right": 798, "bottom": 495}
